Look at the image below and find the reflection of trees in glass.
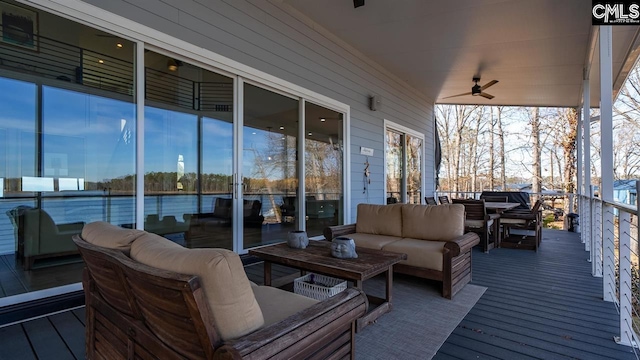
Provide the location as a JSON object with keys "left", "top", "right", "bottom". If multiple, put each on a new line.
{"left": 406, "top": 135, "right": 422, "bottom": 204}
{"left": 305, "top": 138, "right": 342, "bottom": 199}
{"left": 386, "top": 130, "right": 402, "bottom": 200}
{"left": 243, "top": 130, "right": 297, "bottom": 223}
{"left": 89, "top": 171, "right": 233, "bottom": 194}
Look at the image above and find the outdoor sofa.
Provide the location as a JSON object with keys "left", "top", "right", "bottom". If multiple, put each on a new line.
{"left": 324, "top": 203, "right": 479, "bottom": 299}
{"left": 75, "top": 221, "right": 368, "bottom": 359}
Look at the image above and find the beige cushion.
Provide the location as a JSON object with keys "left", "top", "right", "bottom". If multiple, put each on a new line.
{"left": 252, "top": 286, "right": 318, "bottom": 327}
{"left": 130, "top": 234, "right": 264, "bottom": 340}
{"left": 501, "top": 218, "right": 527, "bottom": 224}
{"left": 81, "top": 221, "right": 145, "bottom": 255}
{"left": 401, "top": 204, "right": 464, "bottom": 241}
{"left": 383, "top": 238, "right": 446, "bottom": 271}
{"left": 348, "top": 233, "right": 401, "bottom": 250}
{"left": 355, "top": 204, "right": 403, "bottom": 237}
{"left": 465, "top": 219, "right": 494, "bottom": 228}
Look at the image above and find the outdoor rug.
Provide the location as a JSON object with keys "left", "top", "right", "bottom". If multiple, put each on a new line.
{"left": 355, "top": 274, "right": 486, "bottom": 360}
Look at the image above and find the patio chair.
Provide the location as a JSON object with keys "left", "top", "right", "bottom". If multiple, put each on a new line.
{"left": 424, "top": 196, "right": 438, "bottom": 205}
{"left": 479, "top": 195, "right": 508, "bottom": 203}
{"left": 452, "top": 198, "right": 500, "bottom": 253}
{"left": 479, "top": 195, "right": 509, "bottom": 214}
{"left": 500, "top": 200, "right": 543, "bottom": 251}
{"left": 438, "top": 195, "right": 450, "bottom": 204}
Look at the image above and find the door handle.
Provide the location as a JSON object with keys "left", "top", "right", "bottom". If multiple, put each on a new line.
{"left": 232, "top": 173, "right": 238, "bottom": 200}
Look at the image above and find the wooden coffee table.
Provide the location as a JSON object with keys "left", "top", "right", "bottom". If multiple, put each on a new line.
{"left": 249, "top": 241, "right": 407, "bottom": 331}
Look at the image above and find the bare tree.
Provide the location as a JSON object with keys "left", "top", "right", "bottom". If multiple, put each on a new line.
{"left": 495, "top": 106, "right": 508, "bottom": 190}
{"left": 613, "top": 66, "right": 640, "bottom": 179}
{"left": 529, "top": 107, "right": 542, "bottom": 198}
{"left": 489, "top": 107, "right": 495, "bottom": 190}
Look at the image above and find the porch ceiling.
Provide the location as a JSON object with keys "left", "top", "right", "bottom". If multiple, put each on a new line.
{"left": 282, "top": 0, "right": 640, "bottom": 108}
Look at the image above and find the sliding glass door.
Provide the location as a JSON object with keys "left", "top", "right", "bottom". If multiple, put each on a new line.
{"left": 305, "top": 102, "right": 344, "bottom": 236}
{"left": 385, "top": 124, "right": 423, "bottom": 204}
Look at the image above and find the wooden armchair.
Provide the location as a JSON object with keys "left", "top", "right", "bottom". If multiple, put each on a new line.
{"left": 500, "top": 200, "right": 543, "bottom": 251}
{"left": 452, "top": 199, "right": 500, "bottom": 253}
{"left": 424, "top": 196, "right": 438, "bottom": 205}
{"left": 74, "top": 234, "right": 368, "bottom": 359}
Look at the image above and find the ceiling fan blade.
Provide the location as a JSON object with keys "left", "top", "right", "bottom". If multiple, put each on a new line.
{"left": 480, "top": 92, "right": 495, "bottom": 99}
{"left": 441, "top": 92, "right": 472, "bottom": 99}
{"left": 480, "top": 80, "right": 498, "bottom": 91}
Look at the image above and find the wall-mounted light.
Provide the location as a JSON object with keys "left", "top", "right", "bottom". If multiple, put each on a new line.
{"left": 116, "top": 43, "right": 123, "bottom": 48}
{"left": 308, "top": 132, "right": 313, "bottom": 136}
{"left": 279, "top": 126, "right": 285, "bottom": 130}
{"left": 320, "top": 117, "right": 326, "bottom": 122}
{"left": 98, "top": 59, "right": 104, "bottom": 64}
{"left": 167, "top": 59, "right": 182, "bottom": 71}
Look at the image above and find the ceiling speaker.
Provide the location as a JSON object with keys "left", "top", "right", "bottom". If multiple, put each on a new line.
{"left": 369, "top": 95, "right": 380, "bottom": 111}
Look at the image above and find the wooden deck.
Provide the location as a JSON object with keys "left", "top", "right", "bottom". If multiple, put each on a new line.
{"left": 435, "top": 229, "right": 636, "bottom": 360}
{"left": 0, "top": 229, "right": 635, "bottom": 359}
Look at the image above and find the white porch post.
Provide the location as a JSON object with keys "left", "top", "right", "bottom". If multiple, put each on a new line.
{"left": 600, "top": 25, "right": 615, "bottom": 301}
{"left": 583, "top": 79, "right": 593, "bottom": 256}
{"left": 576, "top": 106, "right": 582, "bottom": 240}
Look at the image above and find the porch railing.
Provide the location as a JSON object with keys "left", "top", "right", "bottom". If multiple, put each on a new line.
{"left": 578, "top": 186, "right": 640, "bottom": 352}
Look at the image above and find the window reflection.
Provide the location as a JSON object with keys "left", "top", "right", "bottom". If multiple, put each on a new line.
{"left": 406, "top": 135, "right": 422, "bottom": 204}
{"left": 0, "top": 0, "right": 136, "bottom": 295}
{"left": 305, "top": 102, "right": 344, "bottom": 236}
{"left": 386, "top": 130, "right": 403, "bottom": 204}
{"left": 144, "top": 50, "right": 235, "bottom": 250}
{"left": 386, "top": 129, "right": 423, "bottom": 204}
{"left": 243, "top": 83, "right": 298, "bottom": 248}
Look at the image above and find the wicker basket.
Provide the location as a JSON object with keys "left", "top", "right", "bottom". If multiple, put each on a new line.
{"left": 293, "top": 273, "right": 347, "bottom": 301}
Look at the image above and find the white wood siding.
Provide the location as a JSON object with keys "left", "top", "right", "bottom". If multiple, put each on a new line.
{"left": 78, "top": 0, "right": 435, "bottom": 222}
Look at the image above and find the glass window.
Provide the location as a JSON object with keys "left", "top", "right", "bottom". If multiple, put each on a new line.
{"left": 144, "top": 50, "right": 235, "bottom": 249}
{"left": 406, "top": 134, "right": 423, "bottom": 204}
{"left": 386, "top": 128, "right": 423, "bottom": 204}
{"left": 0, "top": 0, "right": 135, "bottom": 297}
{"left": 243, "top": 83, "right": 298, "bottom": 249}
{"left": 386, "top": 130, "right": 403, "bottom": 204}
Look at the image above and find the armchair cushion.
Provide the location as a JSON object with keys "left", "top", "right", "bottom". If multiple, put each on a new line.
{"left": 130, "top": 233, "right": 264, "bottom": 340}
{"left": 466, "top": 219, "right": 495, "bottom": 228}
{"left": 82, "top": 221, "right": 145, "bottom": 255}
{"left": 252, "top": 286, "right": 318, "bottom": 327}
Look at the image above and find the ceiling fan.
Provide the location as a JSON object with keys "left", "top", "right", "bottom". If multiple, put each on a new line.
{"left": 443, "top": 77, "right": 498, "bottom": 100}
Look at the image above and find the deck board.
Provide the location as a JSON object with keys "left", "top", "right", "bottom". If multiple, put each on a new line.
{"left": 22, "top": 317, "right": 75, "bottom": 360}
{"left": 48, "top": 311, "right": 85, "bottom": 359}
{"left": 0, "top": 324, "right": 36, "bottom": 360}
{"left": 434, "top": 229, "right": 636, "bottom": 360}
{"left": 0, "top": 230, "right": 635, "bottom": 359}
